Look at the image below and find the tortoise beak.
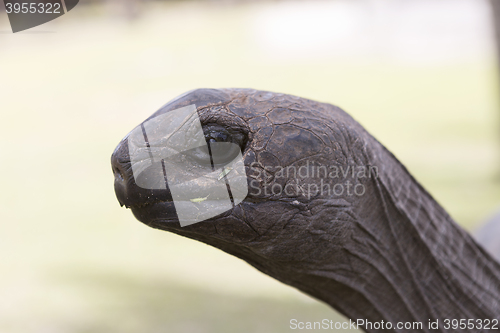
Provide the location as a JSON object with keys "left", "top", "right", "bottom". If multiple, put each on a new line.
{"left": 110, "top": 138, "right": 174, "bottom": 210}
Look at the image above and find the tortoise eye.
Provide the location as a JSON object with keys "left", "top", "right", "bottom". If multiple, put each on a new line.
{"left": 185, "top": 124, "right": 245, "bottom": 167}
{"left": 206, "top": 131, "right": 228, "bottom": 143}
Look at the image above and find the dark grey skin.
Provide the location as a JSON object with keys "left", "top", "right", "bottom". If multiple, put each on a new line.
{"left": 112, "top": 89, "right": 500, "bottom": 332}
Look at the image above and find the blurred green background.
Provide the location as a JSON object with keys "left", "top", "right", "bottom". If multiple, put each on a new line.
{"left": 1, "top": 0, "right": 499, "bottom": 332}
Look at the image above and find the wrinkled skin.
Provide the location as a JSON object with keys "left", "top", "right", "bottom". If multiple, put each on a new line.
{"left": 112, "top": 89, "right": 500, "bottom": 332}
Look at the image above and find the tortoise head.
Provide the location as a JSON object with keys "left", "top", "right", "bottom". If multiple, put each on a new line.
{"left": 111, "top": 88, "right": 378, "bottom": 270}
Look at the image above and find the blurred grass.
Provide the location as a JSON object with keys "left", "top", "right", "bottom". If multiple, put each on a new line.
{"left": 0, "top": 1, "right": 499, "bottom": 332}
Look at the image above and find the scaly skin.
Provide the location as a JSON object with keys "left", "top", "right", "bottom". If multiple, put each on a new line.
{"left": 112, "top": 89, "right": 500, "bottom": 332}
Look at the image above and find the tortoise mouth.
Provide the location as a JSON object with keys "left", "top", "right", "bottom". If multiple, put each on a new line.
{"left": 130, "top": 200, "right": 179, "bottom": 225}
{"left": 130, "top": 198, "right": 244, "bottom": 228}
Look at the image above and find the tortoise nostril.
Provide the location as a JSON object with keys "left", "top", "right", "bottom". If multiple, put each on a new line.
{"left": 112, "top": 163, "right": 129, "bottom": 207}
{"left": 111, "top": 152, "right": 128, "bottom": 185}
{"left": 114, "top": 167, "right": 124, "bottom": 182}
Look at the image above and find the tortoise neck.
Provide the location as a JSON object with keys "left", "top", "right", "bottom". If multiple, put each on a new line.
{"left": 285, "top": 155, "right": 500, "bottom": 332}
